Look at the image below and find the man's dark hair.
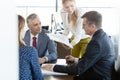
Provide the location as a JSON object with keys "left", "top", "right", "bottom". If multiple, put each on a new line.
{"left": 81, "top": 11, "right": 102, "bottom": 29}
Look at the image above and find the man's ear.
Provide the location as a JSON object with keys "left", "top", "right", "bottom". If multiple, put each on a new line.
{"left": 91, "top": 24, "right": 96, "bottom": 29}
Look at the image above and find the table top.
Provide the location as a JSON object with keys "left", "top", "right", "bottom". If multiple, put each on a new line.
{"left": 44, "top": 75, "right": 74, "bottom": 80}
{"left": 42, "top": 59, "right": 74, "bottom": 80}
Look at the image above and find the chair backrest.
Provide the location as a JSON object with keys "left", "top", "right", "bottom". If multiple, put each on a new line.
{"left": 42, "top": 25, "right": 49, "bottom": 30}
{"left": 115, "top": 55, "right": 120, "bottom": 80}
{"left": 110, "top": 35, "right": 120, "bottom": 80}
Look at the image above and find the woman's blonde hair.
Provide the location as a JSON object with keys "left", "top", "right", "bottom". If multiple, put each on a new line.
{"left": 18, "top": 15, "right": 26, "bottom": 46}
{"left": 62, "top": 0, "right": 78, "bottom": 28}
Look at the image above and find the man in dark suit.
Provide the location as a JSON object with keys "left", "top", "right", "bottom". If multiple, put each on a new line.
{"left": 42, "top": 11, "right": 115, "bottom": 80}
{"left": 24, "top": 13, "right": 57, "bottom": 64}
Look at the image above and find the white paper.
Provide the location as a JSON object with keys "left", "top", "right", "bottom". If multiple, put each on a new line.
{"left": 46, "top": 33, "right": 73, "bottom": 48}
{"left": 42, "top": 59, "right": 68, "bottom": 75}
{"left": 42, "top": 69, "right": 68, "bottom": 75}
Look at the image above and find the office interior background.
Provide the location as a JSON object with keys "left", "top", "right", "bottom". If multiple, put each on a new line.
{"left": 16, "top": 0, "right": 120, "bottom": 55}
{"left": 16, "top": 0, "right": 120, "bottom": 74}
{"left": 16, "top": 0, "right": 120, "bottom": 70}
{"left": 16, "top": 0, "right": 120, "bottom": 78}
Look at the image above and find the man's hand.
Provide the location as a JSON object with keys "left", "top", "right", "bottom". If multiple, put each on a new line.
{"left": 39, "top": 57, "right": 47, "bottom": 64}
{"left": 65, "top": 55, "right": 75, "bottom": 65}
{"left": 41, "top": 64, "right": 55, "bottom": 71}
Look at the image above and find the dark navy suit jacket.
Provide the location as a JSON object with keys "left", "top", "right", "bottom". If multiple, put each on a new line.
{"left": 24, "top": 29, "right": 57, "bottom": 63}
{"left": 53, "top": 29, "right": 115, "bottom": 80}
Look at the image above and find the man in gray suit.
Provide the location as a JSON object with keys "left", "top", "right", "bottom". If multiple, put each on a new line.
{"left": 42, "top": 11, "right": 115, "bottom": 80}
{"left": 24, "top": 13, "right": 57, "bottom": 64}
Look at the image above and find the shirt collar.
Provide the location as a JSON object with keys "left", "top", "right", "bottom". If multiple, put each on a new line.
{"left": 30, "top": 32, "right": 38, "bottom": 38}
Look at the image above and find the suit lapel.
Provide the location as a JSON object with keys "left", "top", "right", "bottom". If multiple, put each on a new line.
{"left": 37, "top": 30, "right": 46, "bottom": 50}
{"left": 37, "top": 32, "right": 44, "bottom": 50}
{"left": 27, "top": 31, "right": 31, "bottom": 46}
{"left": 24, "top": 30, "right": 31, "bottom": 46}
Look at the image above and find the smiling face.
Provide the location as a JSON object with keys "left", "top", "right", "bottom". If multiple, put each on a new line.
{"left": 62, "top": 0, "right": 76, "bottom": 15}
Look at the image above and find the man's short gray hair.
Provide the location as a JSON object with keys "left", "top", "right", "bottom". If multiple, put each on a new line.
{"left": 27, "top": 13, "right": 39, "bottom": 24}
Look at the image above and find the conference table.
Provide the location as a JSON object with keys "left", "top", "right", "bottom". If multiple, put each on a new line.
{"left": 44, "top": 75, "right": 74, "bottom": 80}
{"left": 42, "top": 59, "right": 75, "bottom": 80}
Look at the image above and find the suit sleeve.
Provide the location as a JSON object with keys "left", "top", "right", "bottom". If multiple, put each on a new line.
{"left": 77, "top": 40, "right": 101, "bottom": 75}
{"left": 46, "top": 39, "right": 57, "bottom": 62}
{"left": 53, "top": 65, "right": 78, "bottom": 75}
{"left": 53, "top": 40, "right": 101, "bottom": 75}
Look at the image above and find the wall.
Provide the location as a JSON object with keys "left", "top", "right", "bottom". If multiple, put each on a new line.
{"left": 0, "top": 0, "right": 18, "bottom": 80}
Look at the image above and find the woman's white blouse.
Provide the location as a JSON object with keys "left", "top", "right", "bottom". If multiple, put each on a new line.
{"left": 61, "top": 8, "right": 90, "bottom": 46}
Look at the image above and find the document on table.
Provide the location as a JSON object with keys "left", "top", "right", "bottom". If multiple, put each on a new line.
{"left": 42, "top": 59, "right": 68, "bottom": 75}
{"left": 46, "top": 33, "right": 73, "bottom": 48}
{"left": 42, "top": 69, "right": 68, "bottom": 75}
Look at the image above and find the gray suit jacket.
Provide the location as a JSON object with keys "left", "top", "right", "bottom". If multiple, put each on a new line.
{"left": 53, "top": 29, "right": 115, "bottom": 80}
{"left": 24, "top": 29, "right": 57, "bottom": 63}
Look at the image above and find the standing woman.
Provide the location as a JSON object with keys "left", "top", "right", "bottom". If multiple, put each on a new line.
{"left": 61, "top": 0, "right": 90, "bottom": 58}
{"left": 18, "top": 15, "right": 44, "bottom": 80}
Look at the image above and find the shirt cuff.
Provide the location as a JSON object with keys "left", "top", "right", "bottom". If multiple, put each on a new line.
{"left": 70, "top": 41, "right": 76, "bottom": 46}
{"left": 74, "top": 58, "right": 79, "bottom": 64}
{"left": 43, "top": 56, "right": 48, "bottom": 62}
{"left": 52, "top": 64, "right": 55, "bottom": 71}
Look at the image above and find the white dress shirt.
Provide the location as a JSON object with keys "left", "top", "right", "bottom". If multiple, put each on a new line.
{"left": 30, "top": 33, "right": 38, "bottom": 47}
{"left": 61, "top": 8, "right": 90, "bottom": 46}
